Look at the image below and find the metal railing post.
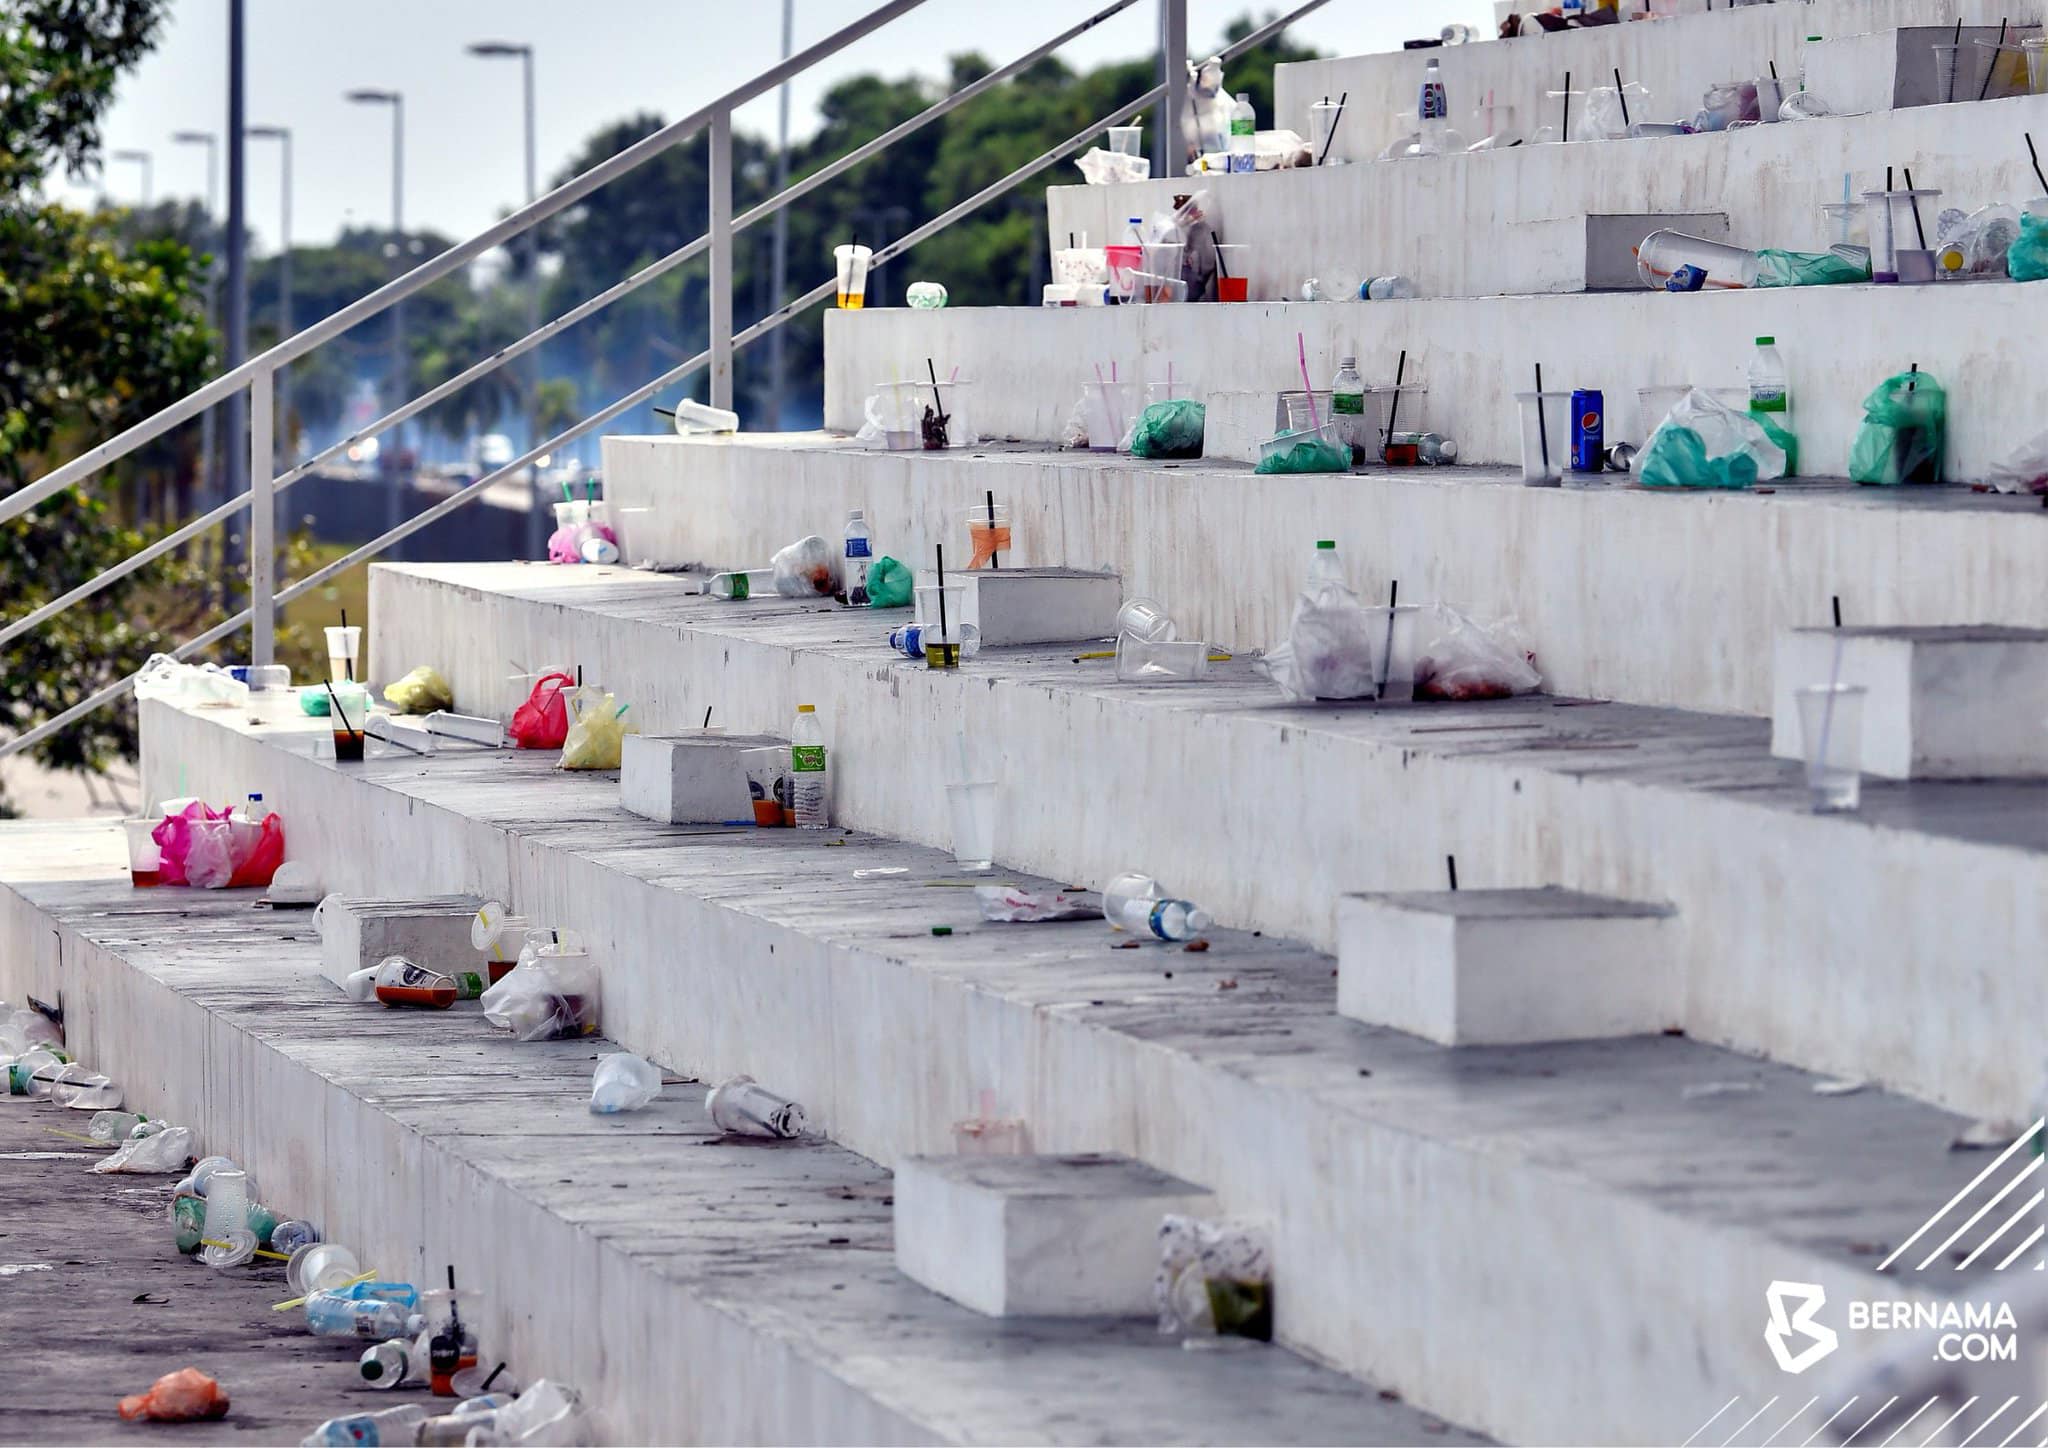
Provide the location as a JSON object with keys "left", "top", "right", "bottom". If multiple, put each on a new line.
{"left": 708, "top": 107, "right": 734, "bottom": 413}
{"left": 1160, "top": 0, "right": 1188, "bottom": 177}
{"left": 248, "top": 368, "right": 276, "bottom": 668}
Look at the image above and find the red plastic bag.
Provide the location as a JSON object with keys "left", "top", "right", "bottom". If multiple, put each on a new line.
{"left": 508, "top": 671, "right": 573, "bottom": 750}
{"left": 227, "top": 813, "right": 285, "bottom": 888}
{"left": 118, "top": 1367, "right": 229, "bottom": 1422}
{"left": 152, "top": 801, "right": 232, "bottom": 888}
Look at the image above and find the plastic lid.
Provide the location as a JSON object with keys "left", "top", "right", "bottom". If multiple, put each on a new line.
{"left": 1755, "top": 336, "right": 1775, "bottom": 345}
{"left": 1316, "top": 540, "right": 1336, "bottom": 550}
{"left": 1339, "top": 356, "right": 1356, "bottom": 368}
{"left": 797, "top": 704, "right": 816, "bottom": 713}
{"left": 848, "top": 509, "right": 864, "bottom": 521}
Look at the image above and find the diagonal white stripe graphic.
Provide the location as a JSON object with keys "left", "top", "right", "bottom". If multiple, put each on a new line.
{"left": 1997, "top": 1402, "right": 2047, "bottom": 1447}
{"left": 1845, "top": 1397, "right": 1903, "bottom": 1447}
{"left": 1879, "top": 1121, "right": 2044, "bottom": 1272}
{"left": 1802, "top": 1398, "right": 1860, "bottom": 1448}
{"left": 1923, "top": 1397, "right": 1982, "bottom": 1448}
{"left": 1726, "top": 1397, "right": 1782, "bottom": 1447}
{"left": 1762, "top": 1398, "right": 1820, "bottom": 1447}
{"left": 1995, "top": 1224, "right": 2045, "bottom": 1272}
{"left": 1960, "top": 1397, "right": 2020, "bottom": 1447}
{"left": 1881, "top": 1398, "right": 1943, "bottom": 1447}
{"left": 1958, "top": 1191, "right": 2046, "bottom": 1271}
{"left": 1684, "top": 1397, "right": 1743, "bottom": 1448}
{"left": 1916, "top": 1157, "right": 2044, "bottom": 1271}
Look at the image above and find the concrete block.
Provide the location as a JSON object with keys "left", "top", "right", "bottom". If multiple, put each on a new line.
{"left": 317, "top": 895, "right": 485, "bottom": 991}
{"left": 958, "top": 568, "right": 1121, "bottom": 647}
{"left": 619, "top": 732, "right": 784, "bottom": 824}
{"left": 1581, "top": 213, "right": 1729, "bottom": 290}
{"left": 894, "top": 1153, "right": 1214, "bottom": 1318}
{"left": 1770, "top": 625, "right": 2048, "bottom": 779}
{"left": 1337, "top": 888, "right": 1677, "bottom": 1045}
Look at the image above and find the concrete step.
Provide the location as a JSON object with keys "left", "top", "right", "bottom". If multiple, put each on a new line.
{"left": 601, "top": 436, "right": 2047, "bottom": 719}
{"left": 0, "top": 820, "right": 1473, "bottom": 1448}
{"left": 1051, "top": 88, "right": 2048, "bottom": 304}
{"left": 821, "top": 285, "right": 2047, "bottom": 481}
{"left": 348, "top": 562, "right": 2048, "bottom": 1125}
{"left": 1805, "top": 22, "right": 2042, "bottom": 114}
{"left": 1274, "top": 0, "right": 2035, "bottom": 167}
{"left": 108, "top": 702, "right": 2036, "bottom": 1444}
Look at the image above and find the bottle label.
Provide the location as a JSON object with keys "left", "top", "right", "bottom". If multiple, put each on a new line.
{"left": 845, "top": 538, "right": 871, "bottom": 558}
{"left": 792, "top": 745, "right": 826, "bottom": 773}
{"left": 730, "top": 574, "right": 750, "bottom": 600}
{"left": 1333, "top": 392, "right": 1365, "bottom": 415}
{"left": 1750, "top": 389, "right": 1787, "bottom": 413}
{"left": 1420, "top": 83, "right": 1448, "bottom": 121}
{"left": 1230, "top": 117, "right": 1254, "bottom": 137}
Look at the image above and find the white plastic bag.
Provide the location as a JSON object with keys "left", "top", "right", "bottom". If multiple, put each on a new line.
{"left": 1075, "top": 148, "right": 1152, "bottom": 185}
{"left": 479, "top": 946, "right": 600, "bottom": 1042}
{"left": 92, "top": 1124, "right": 194, "bottom": 1174}
{"left": 1987, "top": 426, "right": 2048, "bottom": 495}
{"left": 479, "top": 1379, "right": 593, "bottom": 1446}
{"left": 1413, "top": 605, "right": 1542, "bottom": 701}
{"left": 1155, "top": 1215, "right": 1273, "bottom": 1339}
{"left": 1259, "top": 576, "right": 1383, "bottom": 702}
{"left": 181, "top": 818, "right": 235, "bottom": 890}
{"left": 1572, "top": 83, "right": 1650, "bottom": 141}
{"left": 770, "top": 535, "right": 839, "bottom": 598}
{"left": 1639, "top": 387, "right": 1787, "bottom": 489}
{"left": 589, "top": 1053, "right": 662, "bottom": 1114}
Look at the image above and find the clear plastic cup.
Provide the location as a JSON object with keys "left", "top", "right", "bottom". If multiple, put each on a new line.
{"left": 200, "top": 1169, "right": 251, "bottom": 1247}
{"left": 1052, "top": 247, "right": 1107, "bottom": 287}
{"left": 1128, "top": 270, "right": 1187, "bottom": 304}
{"left": 1820, "top": 202, "right": 1866, "bottom": 251}
{"left": 1364, "top": 604, "right": 1423, "bottom": 703}
{"left": 1796, "top": 683, "right": 1866, "bottom": 813}
{"left": 1309, "top": 100, "right": 1344, "bottom": 162}
{"left": 946, "top": 780, "right": 996, "bottom": 871}
{"left": 122, "top": 818, "right": 162, "bottom": 888}
{"left": 2027, "top": 36, "right": 2048, "bottom": 94}
{"left": 833, "top": 243, "right": 872, "bottom": 309}
{"left": 324, "top": 625, "right": 362, "bottom": 685}
{"left": 1106, "top": 124, "right": 1143, "bottom": 156}
{"left": 1082, "top": 380, "right": 1139, "bottom": 452}
{"left": 1862, "top": 189, "right": 1941, "bottom": 282}
{"left": 1116, "top": 597, "right": 1177, "bottom": 644}
{"left": 1114, "top": 636, "right": 1211, "bottom": 682}
{"left": 960, "top": 502, "right": 1012, "bottom": 568}
{"left": 287, "top": 1241, "right": 363, "bottom": 1297}
{"left": 1210, "top": 243, "right": 1250, "bottom": 301}
{"left": 1514, "top": 391, "right": 1572, "bottom": 486}
{"left": 1633, "top": 230, "right": 1759, "bottom": 289}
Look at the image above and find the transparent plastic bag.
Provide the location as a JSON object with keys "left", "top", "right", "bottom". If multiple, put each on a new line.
{"left": 1128, "top": 400, "right": 1207, "bottom": 459}
{"left": 92, "top": 1123, "right": 194, "bottom": 1173}
{"left": 558, "top": 688, "right": 633, "bottom": 770}
{"left": 1848, "top": 369, "right": 1946, "bottom": 486}
{"left": 1075, "top": 148, "right": 1152, "bottom": 184}
{"left": 482, "top": 1379, "right": 592, "bottom": 1446}
{"left": 1986, "top": 426, "right": 2048, "bottom": 495}
{"left": 1936, "top": 203, "right": 2019, "bottom": 278}
{"left": 1155, "top": 1215, "right": 1273, "bottom": 1341}
{"left": 770, "top": 535, "right": 839, "bottom": 598}
{"left": 1253, "top": 433, "right": 1349, "bottom": 475}
{"left": 1573, "top": 82, "right": 1649, "bottom": 141}
{"left": 589, "top": 1053, "right": 662, "bottom": 1114}
{"left": 480, "top": 948, "right": 600, "bottom": 1042}
{"left": 1413, "top": 606, "right": 1542, "bottom": 701}
{"left": 1258, "top": 576, "right": 1382, "bottom": 702}
{"left": 1637, "top": 387, "right": 1786, "bottom": 490}
{"left": 382, "top": 666, "right": 453, "bottom": 715}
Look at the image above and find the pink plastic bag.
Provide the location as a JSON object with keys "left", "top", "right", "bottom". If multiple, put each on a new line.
{"left": 152, "top": 803, "right": 234, "bottom": 889}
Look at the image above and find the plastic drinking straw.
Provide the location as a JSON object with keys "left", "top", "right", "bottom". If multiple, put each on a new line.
{"left": 1383, "top": 349, "right": 1409, "bottom": 458}
{"left": 1562, "top": 70, "right": 1572, "bottom": 140}
{"left": 203, "top": 1237, "right": 292, "bottom": 1262}
{"left": 1295, "top": 333, "right": 1321, "bottom": 432}
{"left": 324, "top": 681, "right": 350, "bottom": 734}
{"left": 1093, "top": 362, "right": 1125, "bottom": 442}
{"left": 986, "top": 489, "right": 1000, "bottom": 569}
{"left": 560, "top": 479, "right": 573, "bottom": 503}
{"left": 2028, "top": 133, "right": 2048, "bottom": 194}
{"left": 935, "top": 543, "right": 950, "bottom": 658}
{"left": 481, "top": 1363, "right": 507, "bottom": 1393}
{"left": 1533, "top": 363, "right": 1552, "bottom": 474}
{"left": 1814, "top": 595, "right": 1845, "bottom": 798}
{"left": 926, "top": 358, "right": 948, "bottom": 445}
{"left": 272, "top": 1268, "right": 377, "bottom": 1312}
{"left": 1317, "top": 90, "right": 1350, "bottom": 164}
{"left": 1980, "top": 18, "right": 2010, "bottom": 101}
{"left": 1614, "top": 67, "right": 1630, "bottom": 127}
{"left": 1211, "top": 233, "right": 1230, "bottom": 277}
{"left": 1446, "top": 855, "right": 1458, "bottom": 891}
{"left": 1902, "top": 167, "right": 1929, "bottom": 248}
{"left": 1948, "top": 19, "right": 1964, "bottom": 102}
{"left": 1376, "top": 579, "right": 1400, "bottom": 700}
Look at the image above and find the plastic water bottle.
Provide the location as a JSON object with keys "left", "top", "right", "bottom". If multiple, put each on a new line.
{"left": 1227, "top": 92, "right": 1255, "bottom": 172}
{"left": 1418, "top": 58, "right": 1449, "bottom": 153}
{"left": 791, "top": 704, "right": 829, "bottom": 829}
{"left": 843, "top": 511, "right": 872, "bottom": 606}
{"left": 358, "top": 1338, "right": 420, "bottom": 1390}
{"left": 1748, "top": 335, "right": 1788, "bottom": 420}
{"left": 1361, "top": 275, "right": 1417, "bottom": 301}
{"left": 306, "top": 1292, "right": 411, "bottom": 1340}
{"left": 706, "top": 568, "right": 774, "bottom": 601}
{"left": 1307, "top": 538, "right": 1347, "bottom": 591}
{"left": 1330, "top": 357, "right": 1365, "bottom": 464}
{"left": 1102, "top": 872, "right": 1212, "bottom": 942}
{"left": 300, "top": 1404, "right": 426, "bottom": 1447}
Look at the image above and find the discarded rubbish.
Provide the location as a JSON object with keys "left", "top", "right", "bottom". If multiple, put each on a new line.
{"left": 1813, "top": 1077, "right": 1868, "bottom": 1097}
{"left": 170, "top": 1190, "right": 206, "bottom": 1254}
{"left": 51, "top": 1066, "right": 122, "bottom": 1109}
{"left": 1413, "top": 607, "right": 1542, "bottom": 701}
{"left": 771, "top": 535, "right": 840, "bottom": 598}
{"left": 384, "top": 666, "right": 454, "bottom": 714}
{"left": 286, "top": 1241, "right": 365, "bottom": 1298}
{"left": 359, "top": 1333, "right": 426, "bottom": 1390}
{"left": 301, "top": 1404, "right": 426, "bottom": 1447}
{"left": 91, "top": 1123, "right": 192, "bottom": 1173}
{"left": 841, "top": 510, "right": 873, "bottom": 606}
{"left": 790, "top": 704, "right": 830, "bottom": 829}
{"left": 135, "top": 652, "right": 249, "bottom": 708}
{"left": 1797, "top": 683, "right": 1867, "bottom": 812}
{"left": 475, "top": 1379, "right": 591, "bottom": 1446}
{"left": 1638, "top": 388, "right": 1786, "bottom": 491}
{"left": 270, "top": 1219, "right": 320, "bottom": 1255}
{"left": 1259, "top": 541, "right": 1417, "bottom": 703}
{"left": 373, "top": 955, "right": 459, "bottom": 1010}
{"left": 906, "top": 281, "right": 948, "bottom": 309}
{"left": 1848, "top": 368, "right": 1945, "bottom": 486}
{"left": 704, "top": 568, "right": 775, "bottom": 600}
{"left": 1103, "top": 873, "right": 1212, "bottom": 942}
{"left": 706, "top": 1075, "right": 806, "bottom": 1138}
{"left": 1156, "top": 1216, "right": 1273, "bottom": 1342}
{"left": 2009, "top": 204, "right": 2048, "bottom": 281}
{"left": 1754, "top": 247, "right": 1870, "bottom": 288}
{"left": 659, "top": 398, "right": 739, "bottom": 434}
{"left": 558, "top": 687, "right": 635, "bottom": 770}
{"left": 864, "top": 555, "right": 913, "bottom": 608}
{"left": 508, "top": 671, "right": 574, "bottom": 750}
{"left": 201, "top": 1229, "right": 261, "bottom": 1269}
{"left": 306, "top": 1289, "right": 415, "bottom": 1340}
{"left": 479, "top": 940, "right": 600, "bottom": 1041}
{"left": 590, "top": 1053, "right": 663, "bottom": 1114}
{"left": 88, "top": 1109, "right": 148, "bottom": 1143}
{"left": 1254, "top": 427, "right": 1348, "bottom": 475}
{"left": 1986, "top": 426, "right": 2048, "bottom": 495}
{"left": 946, "top": 775, "right": 996, "bottom": 872}
{"left": 1128, "top": 400, "right": 1206, "bottom": 459}
{"left": 118, "top": 1367, "right": 230, "bottom": 1423}
{"left": 200, "top": 1166, "right": 252, "bottom": 1259}
{"left": 954, "top": 1091, "right": 1031, "bottom": 1155}
{"left": 153, "top": 801, "right": 234, "bottom": 889}
{"left": 422, "top": 1279, "right": 480, "bottom": 1396}
{"left": 1681, "top": 1080, "right": 1762, "bottom": 1101}
{"left": 1115, "top": 635, "right": 1213, "bottom": 683}
{"left": 976, "top": 885, "right": 1096, "bottom": 923}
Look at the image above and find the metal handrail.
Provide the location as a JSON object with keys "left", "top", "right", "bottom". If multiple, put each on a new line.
{"left": 1, "top": 0, "right": 1328, "bottom": 762}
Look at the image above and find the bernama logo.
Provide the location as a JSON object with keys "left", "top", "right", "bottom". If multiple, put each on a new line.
{"left": 1763, "top": 1281, "right": 2020, "bottom": 1375}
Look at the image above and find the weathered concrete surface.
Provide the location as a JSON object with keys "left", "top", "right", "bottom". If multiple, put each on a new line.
{"left": 96, "top": 703, "right": 2037, "bottom": 1445}
{"left": 0, "top": 1100, "right": 373, "bottom": 1445}
{"left": 0, "top": 821, "right": 1477, "bottom": 1447}
{"left": 364, "top": 562, "right": 2048, "bottom": 1125}
{"left": 602, "top": 437, "right": 2048, "bottom": 719}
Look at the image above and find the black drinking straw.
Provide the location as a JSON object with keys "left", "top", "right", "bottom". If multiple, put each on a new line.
{"left": 935, "top": 543, "right": 949, "bottom": 658}
{"left": 1832, "top": 595, "right": 1842, "bottom": 629}
{"left": 1533, "top": 362, "right": 1551, "bottom": 473}
{"left": 1446, "top": 855, "right": 1458, "bottom": 891}
{"left": 324, "top": 681, "right": 347, "bottom": 732}
{"left": 1376, "top": 580, "right": 1400, "bottom": 700}
{"left": 1614, "top": 67, "right": 1630, "bottom": 128}
{"left": 702, "top": 706, "right": 713, "bottom": 728}
{"left": 1902, "top": 167, "right": 1929, "bottom": 248}
{"left": 1980, "top": 19, "right": 2009, "bottom": 101}
{"left": 1211, "top": 232, "right": 1230, "bottom": 277}
{"left": 1948, "top": 19, "right": 1964, "bottom": 102}
{"left": 1562, "top": 71, "right": 1572, "bottom": 139}
{"left": 1317, "top": 90, "right": 1349, "bottom": 164}
{"left": 2027, "top": 132, "right": 2048, "bottom": 194}
{"left": 1382, "top": 348, "right": 1409, "bottom": 458}
{"left": 986, "top": 490, "right": 1001, "bottom": 569}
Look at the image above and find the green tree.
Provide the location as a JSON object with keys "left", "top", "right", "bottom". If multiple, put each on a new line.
{"left": 1, "top": 0, "right": 217, "bottom": 811}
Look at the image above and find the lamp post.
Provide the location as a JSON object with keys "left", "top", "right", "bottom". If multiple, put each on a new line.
{"left": 110, "top": 148, "right": 152, "bottom": 206}
{"left": 465, "top": 40, "right": 542, "bottom": 555}
{"left": 171, "top": 129, "right": 219, "bottom": 520}
{"left": 246, "top": 125, "right": 292, "bottom": 473}
{"left": 345, "top": 87, "right": 406, "bottom": 553}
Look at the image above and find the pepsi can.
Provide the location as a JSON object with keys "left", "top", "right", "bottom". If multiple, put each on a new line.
{"left": 1570, "top": 389, "right": 1604, "bottom": 472}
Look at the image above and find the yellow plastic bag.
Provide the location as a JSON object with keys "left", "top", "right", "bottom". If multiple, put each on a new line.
{"left": 558, "top": 688, "right": 636, "bottom": 770}
{"left": 383, "top": 665, "right": 453, "bottom": 714}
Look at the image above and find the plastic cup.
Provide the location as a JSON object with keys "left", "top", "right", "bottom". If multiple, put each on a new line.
{"left": 201, "top": 1169, "right": 251, "bottom": 1245}
{"left": 202, "top": 1228, "right": 259, "bottom": 1270}
{"left": 1309, "top": 100, "right": 1343, "bottom": 162}
{"left": 472, "top": 902, "right": 531, "bottom": 965}
{"left": 1364, "top": 604, "right": 1423, "bottom": 704}
{"left": 1114, "top": 636, "right": 1211, "bottom": 682}
{"left": 1106, "top": 124, "right": 1143, "bottom": 156}
{"left": 946, "top": 780, "right": 996, "bottom": 871}
{"left": 1104, "top": 242, "right": 1142, "bottom": 299}
{"left": 1862, "top": 189, "right": 1941, "bottom": 282}
{"left": 1514, "top": 391, "right": 1572, "bottom": 486}
{"left": 1754, "top": 74, "right": 1784, "bottom": 123}
{"left": 742, "top": 746, "right": 787, "bottom": 827}
{"left": 1116, "top": 597, "right": 1177, "bottom": 644}
{"left": 1796, "top": 683, "right": 1866, "bottom": 813}
{"left": 2027, "top": 36, "right": 2048, "bottom": 93}
{"left": 1051, "top": 247, "right": 1107, "bottom": 287}
{"left": 1128, "top": 271, "right": 1187, "bottom": 304}
{"left": 324, "top": 625, "right": 362, "bottom": 685}
{"left": 833, "top": 243, "right": 872, "bottom": 309}
{"left": 1082, "top": 380, "right": 1139, "bottom": 452}
{"left": 1633, "top": 230, "right": 1759, "bottom": 289}
{"left": 959, "top": 501, "right": 1012, "bottom": 569}
{"left": 1258, "top": 423, "right": 1341, "bottom": 470}
{"left": 122, "top": 818, "right": 162, "bottom": 888}
{"left": 1820, "top": 202, "right": 1866, "bottom": 251}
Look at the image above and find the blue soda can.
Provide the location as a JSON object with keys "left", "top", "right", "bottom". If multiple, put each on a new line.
{"left": 1570, "top": 389, "right": 1604, "bottom": 472}
{"left": 1665, "top": 264, "right": 1708, "bottom": 292}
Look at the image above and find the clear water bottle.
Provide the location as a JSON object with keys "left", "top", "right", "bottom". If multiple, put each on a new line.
{"left": 1227, "top": 92, "right": 1256, "bottom": 172}
{"left": 1330, "top": 357, "right": 1366, "bottom": 464}
{"left": 1361, "top": 275, "right": 1417, "bottom": 300}
{"left": 358, "top": 1337, "right": 421, "bottom": 1390}
{"left": 1748, "top": 335, "right": 1788, "bottom": 419}
{"left": 300, "top": 1404, "right": 426, "bottom": 1448}
{"left": 706, "top": 568, "right": 774, "bottom": 601}
{"left": 1102, "top": 872, "right": 1212, "bottom": 942}
{"left": 306, "top": 1292, "right": 411, "bottom": 1341}
{"left": 791, "top": 704, "right": 830, "bottom": 830}
{"left": 1418, "top": 432, "right": 1458, "bottom": 465}
{"left": 843, "top": 511, "right": 872, "bottom": 606}
{"left": 1418, "top": 58, "right": 1449, "bottom": 153}
{"left": 1307, "top": 538, "right": 1348, "bottom": 591}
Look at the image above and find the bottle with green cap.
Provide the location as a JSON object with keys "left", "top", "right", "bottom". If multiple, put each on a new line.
{"left": 1747, "top": 336, "right": 1797, "bottom": 475}
{"left": 1307, "top": 538, "right": 1347, "bottom": 591}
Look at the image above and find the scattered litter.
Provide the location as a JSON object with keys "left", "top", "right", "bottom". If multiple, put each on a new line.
{"left": 1184, "top": 940, "right": 1210, "bottom": 953}
{"left": 118, "top": 1367, "right": 229, "bottom": 1423}
{"left": 90, "top": 1123, "right": 192, "bottom": 1173}
{"left": 1217, "top": 978, "right": 1238, "bottom": 991}
{"left": 508, "top": 671, "right": 574, "bottom": 750}
{"left": 1812, "top": 1077, "right": 1868, "bottom": 1097}
{"left": 953, "top": 1092, "right": 1031, "bottom": 1155}
{"left": 302, "top": 1404, "right": 424, "bottom": 1447}
{"left": 771, "top": 534, "right": 840, "bottom": 597}
{"left": 931, "top": 925, "right": 953, "bottom": 936}
{"left": 559, "top": 686, "right": 635, "bottom": 770}
{"left": 1952, "top": 1118, "right": 2024, "bottom": 1150}
{"left": 1849, "top": 367, "right": 1945, "bottom": 487}
{"left": 0, "top": 1262, "right": 54, "bottom": 1276}
{"left": 480, "top": 939, "right": 600, "bottom": 1041}
{"left": 590, "top": 1053, "right": 663, "bottom": 1114}
{"left": 132, "top": 1292, "right": 170, "bottom": 1305}
{"left": 384, "top": 665, "right": 454, "bottom": 715}
{"left": 1104, "top": 872, "right": 1210, "bottom": 942}
{"left": 852, "top": 867, "right": 909, "bottom": 879}
{"left": 707, "top": 1075, "right": 806, "bottom": 1138}
{"left": 975, "top": 885, "right": 1096, "bottom": 923}
{"left": 478, "top": 1379, "right": 591, "bottom": 1446}
{"left": 1157, "top": 1216, "right": 1273, "bottom": 1342}
{"left": 262, "top": 860, "right": 324, "bottom": 907}
{"left": 1681, "top": 1081, "right": 1761, "bottom": 1101}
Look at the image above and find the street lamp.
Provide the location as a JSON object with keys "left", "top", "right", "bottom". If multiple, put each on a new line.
{"left": 465, "top": 40, "right": 544, "bottom": 554}
{"left": 246, "top": 125, "right": 292, "bottom": 472}
{"left": 110, "top": 148, "right": 152, "bottom": 206}
{"left": 345, "top": 87, "right": 406, "bottom": 551}
{"left": 171, "top": 129, "right": 220, "bottom": 516}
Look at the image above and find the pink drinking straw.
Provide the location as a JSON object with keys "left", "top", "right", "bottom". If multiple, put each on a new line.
{"left": 1296, "top": 332, "right": 1321, "bottom": 432}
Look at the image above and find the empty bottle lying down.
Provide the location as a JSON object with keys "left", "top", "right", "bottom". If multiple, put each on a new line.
{"left": 706, "top": 1075, "right": 806, "bottom": 1138}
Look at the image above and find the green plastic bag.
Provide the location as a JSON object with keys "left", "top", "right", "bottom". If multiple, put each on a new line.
{"left": 1755, "top": 247, "right": 1871, "bottom": 288}
{"left": 1254, "top": 433, "right": 1349, "bottom": 475}
{"left": 865, "top": 555, "right": 913, "bottom": 608}
{"left": 1638, "top": 424, "right": 1759, "bottom": 490}
{"left": 2008, "top": 210, "right": 2048, "bottom": 282}
{"left": 1848, "top": 369, "right": 1946, "bottom": 486}
{"left": 1128, "top": 399, "right": 1206, "bottom": 459}
{"left": 1751, "top": 410, "right": 1799, "bottom": 477}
